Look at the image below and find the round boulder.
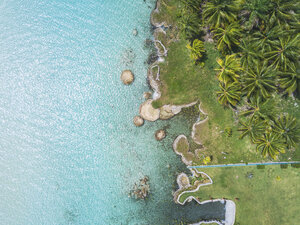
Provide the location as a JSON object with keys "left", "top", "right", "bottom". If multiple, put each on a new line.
{"left": 133, "top": 116, "right": 144, "bottom": 127}
{"left": 155, "top": 129, "right": 166, "bottom": 141}
{"left": 139, "top": 100, "right": 160, "bottom": 122}
{"left": 121, "top": 70, "right": 134, "bottom": 85}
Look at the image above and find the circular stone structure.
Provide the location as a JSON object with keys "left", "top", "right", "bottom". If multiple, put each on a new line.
{"left": 133, "top": 116, "right": 144, "bottom": 127}
{"left": 121, "top": 70, "right": 134, "bottom": 85}
{"left": 155, "top": 129, "right": 166, "bottom": 141}
{"left": 139, "top": 100, "right": 160, "bottom": 122}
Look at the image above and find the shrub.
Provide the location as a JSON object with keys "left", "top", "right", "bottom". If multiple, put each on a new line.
{"left": 257, "top": 165, "right": 265, "bottom": 169}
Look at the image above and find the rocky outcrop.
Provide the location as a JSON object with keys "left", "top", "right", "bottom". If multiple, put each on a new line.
{"left": 139, "top": 100, "right": 160, "bottom": 122}
{"left": 133, "top": 116, "right": 144, "bottom": 127}
{"left": 143, "top": 92, "right": 152, "bottom": 100}
{"left": 129, "top": 176, "right": 150, "bottom": 200}
{"left": 159, "top": 101, "right": 198, "bottom": 120}
{"left": 155, "top": 129, "right": 166, "bottom": 141}
{"left": 121, "top": 70, "right": 134, "bottom": 85}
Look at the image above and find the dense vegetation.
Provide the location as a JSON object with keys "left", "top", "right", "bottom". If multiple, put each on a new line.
{"left": 178, "top": 0, "right": 300, "bottom": 159}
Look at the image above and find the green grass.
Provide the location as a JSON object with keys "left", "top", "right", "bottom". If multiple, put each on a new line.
{"left": 179, "top": 165, "right": 300, "bottom": 225}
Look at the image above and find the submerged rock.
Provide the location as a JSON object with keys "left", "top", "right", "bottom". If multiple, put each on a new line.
{"left": 155, "top": 129, "right": 166, "bottom": 141}
{"left": 139, "top": 100, "right": 160, "bottom": 121}
{"left": 129, "top": 176, "right": 150, "bottom": 200}
{"left": 121, "top": 70, "right": 134, "bottom": 85}
{"left": 132, "top": 28, "right": 138, "bottom": 36}
{"left": 133, "top": 116, "right": 144, "bottom": 127}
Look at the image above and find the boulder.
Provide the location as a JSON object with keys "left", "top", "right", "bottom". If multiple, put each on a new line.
{"left": 143, "top": 92, "right": 152, "bottom": 100}
{"left": 155, "top": 129, "right": 166, "bottom": 141}
{"left": 139, "top": 100, "right": 160, "bottom": 121}
{"left": 121, "top": 70, "right": 134, "bottom": 85}
{"left": 133, "top": 116, "right": 144, "bottom": 127}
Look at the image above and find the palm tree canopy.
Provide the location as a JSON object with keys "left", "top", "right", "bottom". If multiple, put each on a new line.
{"left": 239, "top": 0, "right": 271, "bottom": 30}
{"left": 215, "top": 54, "right": 243, "bottom": 84}
{"left": 255, "top": 132, "right": 286, "bottom": 159}
{"left": 265, "top": 34, "right": 300, "bottom": 71}
{"left": 203, "top": 0, "right": 238, "bottom": 29}
{"left": 273, "top": 114, "right": 300, "bottom": 148}
{"left": 239, "top": 39, "right": 261, "bottom": 68}
{"left": 242, "top": 61, "right": 277, "bottom": 99}
{"left": 213, "top": 22, "right": 242, "bottom": 52}
{"left": 186, "top": 39, "right": 205, "bottom": 61}
{"left": 278, "top": 64, "right": 300, "bottom": 94}
{"left": 238, "top": 117, "right": 265, "bottom": 142}
{"left": 216, "top": 82, "right": 241, "bottom": 106}
{"left": 269, "top": 0, "right": 300, "bottom": 28}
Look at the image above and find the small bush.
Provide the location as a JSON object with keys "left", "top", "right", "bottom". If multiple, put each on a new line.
{"left": 257, "top": 165, "right": 265, "bottom": 169}
{"left": 280, "top": 164, "right": 288, "bottom": 169}
{"left": 291, "top": 163, "right": 300, "bottom": 168}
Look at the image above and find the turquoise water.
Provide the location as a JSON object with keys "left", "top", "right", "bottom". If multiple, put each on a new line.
{"left": 0, "top": 0, "right": 224, "bottom": 224}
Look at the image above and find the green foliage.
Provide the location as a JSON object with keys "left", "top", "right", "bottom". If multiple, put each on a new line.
{"left": 265, "top": 34, "right": 300, "bottom": 71}
{"left": 203, "top": 0, "right": 238, "bottom": 29}
{"left": 224, "top": 127, "right": 233, "bottom": 137}
{"left": 215, "top": 54, "right": 243, "bottom": 85}
{"left": 238, "top": 117, "right": 265, "bottom": 142}
{"left": 186, "top": 39, "right": 205, "bottom": 62}
{"left": 257, "top": 165, "right": 265, "bottom": 169}
{"left": 278, "top": 65, "right": 300, "bottom": 94}
{"left": 255, "top": 132, "right": 286, "bottom": 159}
{"left": 280, "top": 164, "right": 288, "bottom": 169}
{"left": 213, "top": 22, "right": 242, "bottom": 53}
{"left": 273, "top": 114, "right": 300, "bottom": 148}
{"left": 216, "top": 82, "right": 241, "bottom": 106}
{"left": 242, "top": 61, "right": 277, "bottom": 99}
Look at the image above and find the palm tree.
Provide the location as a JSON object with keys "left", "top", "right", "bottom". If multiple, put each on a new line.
{"left": 238, "top": 117, "right": 265, "bottom": 142}
{"left": 265, "top": 34, "right": 300, "bottom": 71}
{"left": 255, "top": 132, "right": 286, "bottom": 159}
{"left": 252, "top": 25, "right": 284, "bottom": 53}
{"left": 186, "top": 39, "right": 205, "bottom": 62}
{"left": 242, "top": 61, "right": 277, "bottom": 99}
{"left": 269, "top": 0, "right": 299, "bottom": 29}
{"left": 180, "top": 0, "right": 203, "bottom": 13}
{"left": 216, "top": 82, "right": 241, "bottom": 106}
{"left": 213, "top": 22, "right": 242, "bottom": 53}
{"left": 178, "top": 10, "right": 200, "bottom": 40}
{"left": 273, "top": 114, "right": 300, "bottom": 148}
{"left": 215, "top": 54, "right": 243, "bottom": 85}
{"left": 239, "top": 0, "right": 271, "bottom": 30}
{"left": 278, "top": 65, "right": 300, "bottom": 94}
{"left": 203, "top": 0, "right": 238, "bottom": 29}
{"left": 238, "top": 39, "right": 261, "bottom": 68}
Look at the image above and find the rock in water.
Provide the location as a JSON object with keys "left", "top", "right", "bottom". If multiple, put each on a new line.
{"left": 133, "top": 116, "right": 144, "bottom": 127}
{"left": 132, "top": 29, "right": 138, "bottom": 36}
{"left": 121, "top": 70, "right": 134, "bottom": 85}
{"left": 139, "top": 100, "right": 160, "bottom": 121}
{"left": 155, "top": 129, "right": 166, "bottom": 141}
{"left": 129, "top": 176, "right": 150, "bottom": 200}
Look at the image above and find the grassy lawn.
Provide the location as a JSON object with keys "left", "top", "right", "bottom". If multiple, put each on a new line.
{"left": 178, "top": 165, "right": 300, "bottom": 225}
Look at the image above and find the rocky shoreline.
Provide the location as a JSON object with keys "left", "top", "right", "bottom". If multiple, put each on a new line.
{"left": 145, "top": 1, "right": 236, "bottom": 224}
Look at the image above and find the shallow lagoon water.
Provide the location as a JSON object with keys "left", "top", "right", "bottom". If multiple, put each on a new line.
{"left": 0, "top": 0, "right": 224, "bottom": 224}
